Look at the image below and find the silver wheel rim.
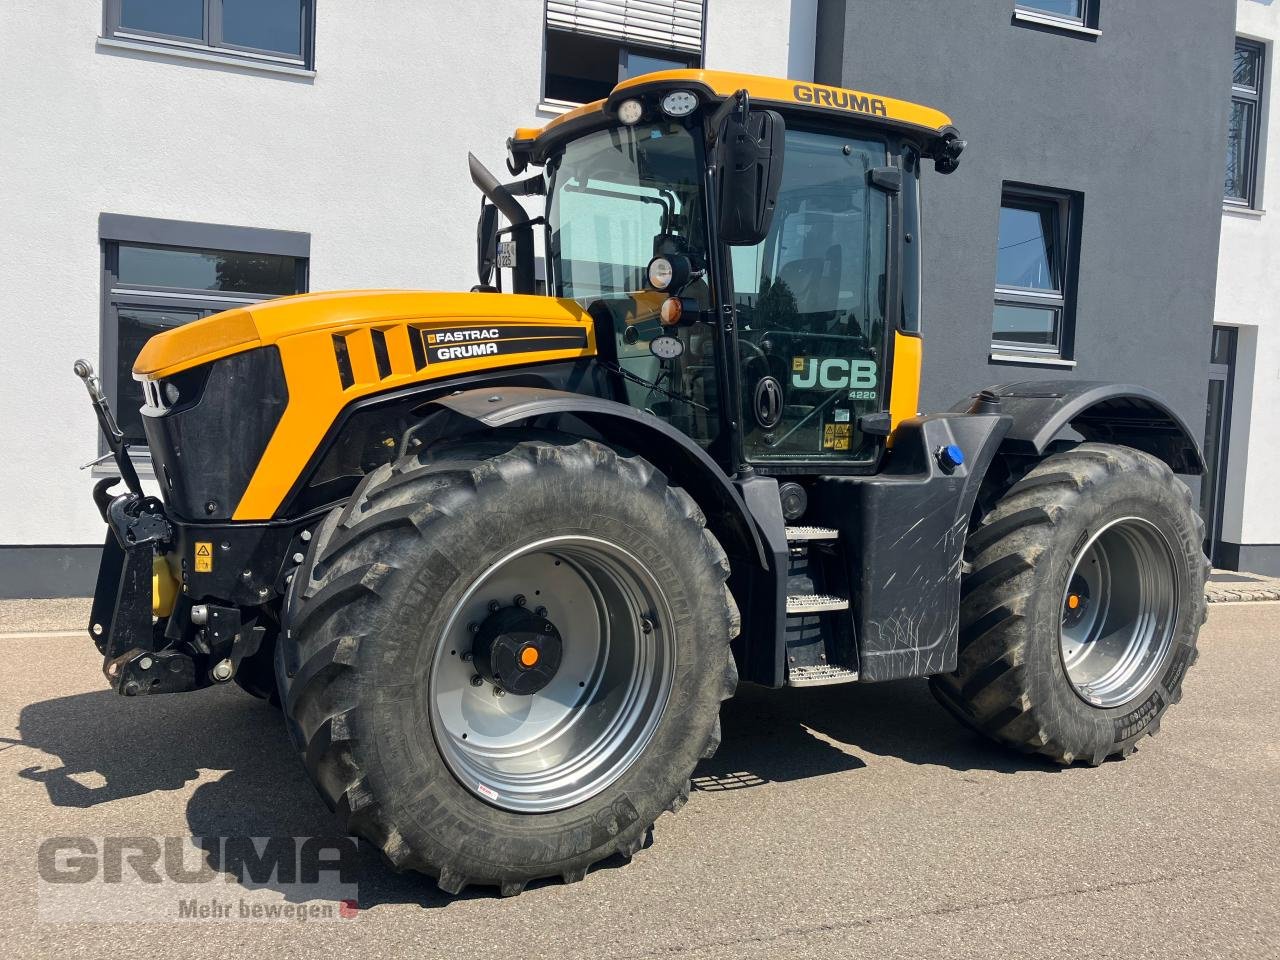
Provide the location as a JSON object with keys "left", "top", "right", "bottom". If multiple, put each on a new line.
{"left": 1059, "top": 516, "right": 1179, "bottom": 708}
{"left": 429, "top": 535, "right": 675, "bottom": 813}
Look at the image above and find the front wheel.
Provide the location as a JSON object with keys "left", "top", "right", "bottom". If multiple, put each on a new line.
{"left": 931, "top": 443, "right": 1209, "bottom": 765}
{"left": 277, "top": 437, "right": 739, "bottom": 895}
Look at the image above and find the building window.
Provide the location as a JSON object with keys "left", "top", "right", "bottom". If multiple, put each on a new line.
{"left": 1227, "top": 38, "right": 1265, "bottom": 208}
{"left": 992, "top": 186, "right": 1080, "bottom": 359}
{"left": 103, "top": 0, "right": 315, "bottom": 69}
{"left": 543, "top": 0, "right": 704, "bottom": 105}
{"left": 1014, "top": 1, "right": 1098, "bottom": 29}
{"left": 99, "top": 214, "right": 309, "bottom": 446}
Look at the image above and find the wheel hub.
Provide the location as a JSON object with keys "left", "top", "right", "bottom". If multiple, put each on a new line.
{"left": 1061, "top": 576, "right": 1092, "bottom": 630}
{"left": 429, "top": 537, "right": 676, "bottom": 813}
{"left": 472, "top": 605, "right": 563, "bottom": 696}
{"left": 1058, "top": 516, "right": 1178, "bottom": 708}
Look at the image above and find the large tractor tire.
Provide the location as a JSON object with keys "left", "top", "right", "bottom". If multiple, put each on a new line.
{"left": 931, "top": 443, "right": 1209, "bottom": 765}
{"left": 277, "top": 436, "right": 739, "bottom": 895}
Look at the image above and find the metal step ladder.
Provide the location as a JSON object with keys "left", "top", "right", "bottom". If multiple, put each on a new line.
{"left": 783, "top": 525, "right": 858, "bottom": 687}
{"left": 787, "top": 663, "right": 861, "bottom": 687}
{"left": 786, "top": 593, "right": 849, "bottom": 614}
{"left": 785, "top": 526, "right": 840, "bottom": 543}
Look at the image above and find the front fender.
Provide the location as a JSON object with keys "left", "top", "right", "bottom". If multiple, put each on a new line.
{"left": 955, "top": 380, "right": 1205, "bottom": 475}
{"left": 422, "top": 386, "right": 769, "bottom": 569}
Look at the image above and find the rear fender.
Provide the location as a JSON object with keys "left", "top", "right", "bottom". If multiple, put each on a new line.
{"left": 956, "top": 381, "right": 1204, "bottom": 475}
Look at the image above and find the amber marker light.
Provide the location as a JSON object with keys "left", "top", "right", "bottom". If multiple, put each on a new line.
{"left": 659, "top": 297, "right": 683, "bottom": 326}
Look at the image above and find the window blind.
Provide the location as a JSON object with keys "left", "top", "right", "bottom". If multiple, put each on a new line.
{"left": 546, "top": 0, "right": 704, "bottom": 53}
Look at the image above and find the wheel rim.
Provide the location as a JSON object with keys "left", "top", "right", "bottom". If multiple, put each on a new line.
{"left": 429, "top": 535, "right": 675, "bottom": 813}
{"left": 1059, "top": 516, "right": 1179, "bottom": 708}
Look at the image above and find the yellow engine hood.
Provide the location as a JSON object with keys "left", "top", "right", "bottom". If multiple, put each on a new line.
{"left": 133, "top": 290, "right": 592, "bottom": 380}
{"left": 132, "top": 289, "right": 598, "bottom": 520}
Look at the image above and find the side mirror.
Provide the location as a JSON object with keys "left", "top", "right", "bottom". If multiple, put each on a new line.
{"left": 715, "top": 108, "right": 785, "bottom": 246}
{"left": 476, "top": 201, "right": 500, "bottom": 287}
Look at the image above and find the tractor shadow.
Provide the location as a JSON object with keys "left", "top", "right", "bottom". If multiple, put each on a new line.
{"left": 10, "top": 674, "right": 1053, "bottom": 909}
{"left": 7, "top": 685, "right": 623, "bottom": 909}
{"left": 694, "top": 677, "right": 1057, "bottom": 790}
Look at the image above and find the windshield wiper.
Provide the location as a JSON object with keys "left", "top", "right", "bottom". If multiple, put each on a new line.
{"left": 563, "top": 181, "right": 673, "bottom": 230}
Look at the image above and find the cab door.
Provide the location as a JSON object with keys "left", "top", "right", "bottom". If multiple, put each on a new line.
{"left": 729, "top": 127, "right": 892, "bottom": 466}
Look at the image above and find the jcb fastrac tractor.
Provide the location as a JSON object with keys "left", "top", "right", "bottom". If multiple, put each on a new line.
{"left": 76, "top": 71, "right": 1209, "bottom": 896}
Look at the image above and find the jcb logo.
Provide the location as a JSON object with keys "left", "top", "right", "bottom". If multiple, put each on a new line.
{"left": 791, "top": 358, "right": 878, "bottom": 390}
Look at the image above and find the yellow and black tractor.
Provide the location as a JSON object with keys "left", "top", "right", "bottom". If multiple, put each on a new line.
{"left": 76, "top": 70, "right": 1209, "bottom": 896}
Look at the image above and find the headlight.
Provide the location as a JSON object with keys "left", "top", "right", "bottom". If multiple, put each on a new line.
{"left": 648, "top": 256, "right": 674, "bottom": 290}
{"left": 660, "top": 90, "right": 698, "bottom": 117}
{"left": 647, "top": 254, "right": 692, "bottom": 293}
{"left": 617, "top": 99, "right": 644, "bottom": 125}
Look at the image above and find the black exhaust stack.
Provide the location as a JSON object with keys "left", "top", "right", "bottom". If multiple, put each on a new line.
{"left": 468, "top": 153, "right": 536, "bottom": 295}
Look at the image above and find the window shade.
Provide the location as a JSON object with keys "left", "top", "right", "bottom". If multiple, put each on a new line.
{"left": 546, "top": 0, "right": 704, "bottom": 53}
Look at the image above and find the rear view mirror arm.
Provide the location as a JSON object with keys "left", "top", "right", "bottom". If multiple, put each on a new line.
{"left": 706, "top": 89, "right": 749, "bottom": 147}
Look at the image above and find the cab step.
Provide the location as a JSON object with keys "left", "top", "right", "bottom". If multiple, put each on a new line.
{"left": 788, "top": 663, "right": 860, "bottom": 687}
{"left": 786, "top": 593, "right": 849, "bottom": 614}
{"left": 785, "top": 526, "right": 839, "bottom": 542}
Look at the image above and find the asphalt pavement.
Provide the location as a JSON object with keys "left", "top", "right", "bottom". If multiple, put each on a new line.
{"left": 1, "top": 601, "right": 1276, "bottom": 959}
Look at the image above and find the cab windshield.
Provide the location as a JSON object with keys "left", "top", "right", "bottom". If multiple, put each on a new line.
{"left": 547, "top": 120, "right": 721, "bottom": 447}
{"left": 548, "top": 120, "right": 706, "bottom": 299}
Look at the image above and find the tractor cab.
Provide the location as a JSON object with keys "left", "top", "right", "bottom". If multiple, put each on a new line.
{"left": 492, "top": 70, "right": 966, "bottom": 473}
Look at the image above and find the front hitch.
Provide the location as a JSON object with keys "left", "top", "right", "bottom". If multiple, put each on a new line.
{"left": 73, "top": 359, "right": 194, "bottom": 693}
{"left": 88, "top": 489, "right": 185, "bottom": 693}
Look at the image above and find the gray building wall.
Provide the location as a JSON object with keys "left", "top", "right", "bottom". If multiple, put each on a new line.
{"left": 816, "top": 0, "right": 1234, "bottom": 438}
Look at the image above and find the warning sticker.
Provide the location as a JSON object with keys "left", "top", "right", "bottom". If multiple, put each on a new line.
{"left": 823, "top": 423, "right": 852, "bottom": 451}
{"left": 792, "top": 356, "right": 806, "bottom": 372}
{"left": 194, "top": 541, "right": 213, "bottom": 573}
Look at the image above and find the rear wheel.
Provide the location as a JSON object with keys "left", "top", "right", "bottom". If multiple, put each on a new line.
{"left": 277, "top": 436, "right": 738, "bottom": 894}
{"left": 931, "top": 443, "right": 1208, "bottom": 765}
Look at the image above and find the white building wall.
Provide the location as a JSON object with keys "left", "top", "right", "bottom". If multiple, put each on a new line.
{"left": 1216, "top": 1, "right": 1280, "bottom": 554}
{"left": 0, "top": 0, "right": 810, "bottom": 556}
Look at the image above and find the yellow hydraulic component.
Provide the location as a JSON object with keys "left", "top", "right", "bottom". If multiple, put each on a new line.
{"left": 152, "top": 554, "right": 178, "bottom": 618}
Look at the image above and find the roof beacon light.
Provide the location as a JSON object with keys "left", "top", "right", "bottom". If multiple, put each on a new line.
{"left": 660, "top": 90, "right": 698, "bottom": 117}
{"left": 617, "top": 99, "right": 644, "bottom": 125}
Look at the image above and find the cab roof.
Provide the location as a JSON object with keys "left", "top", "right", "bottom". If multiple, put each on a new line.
{"left": 510, "top": 69, "right": 958, "bottom": 167}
